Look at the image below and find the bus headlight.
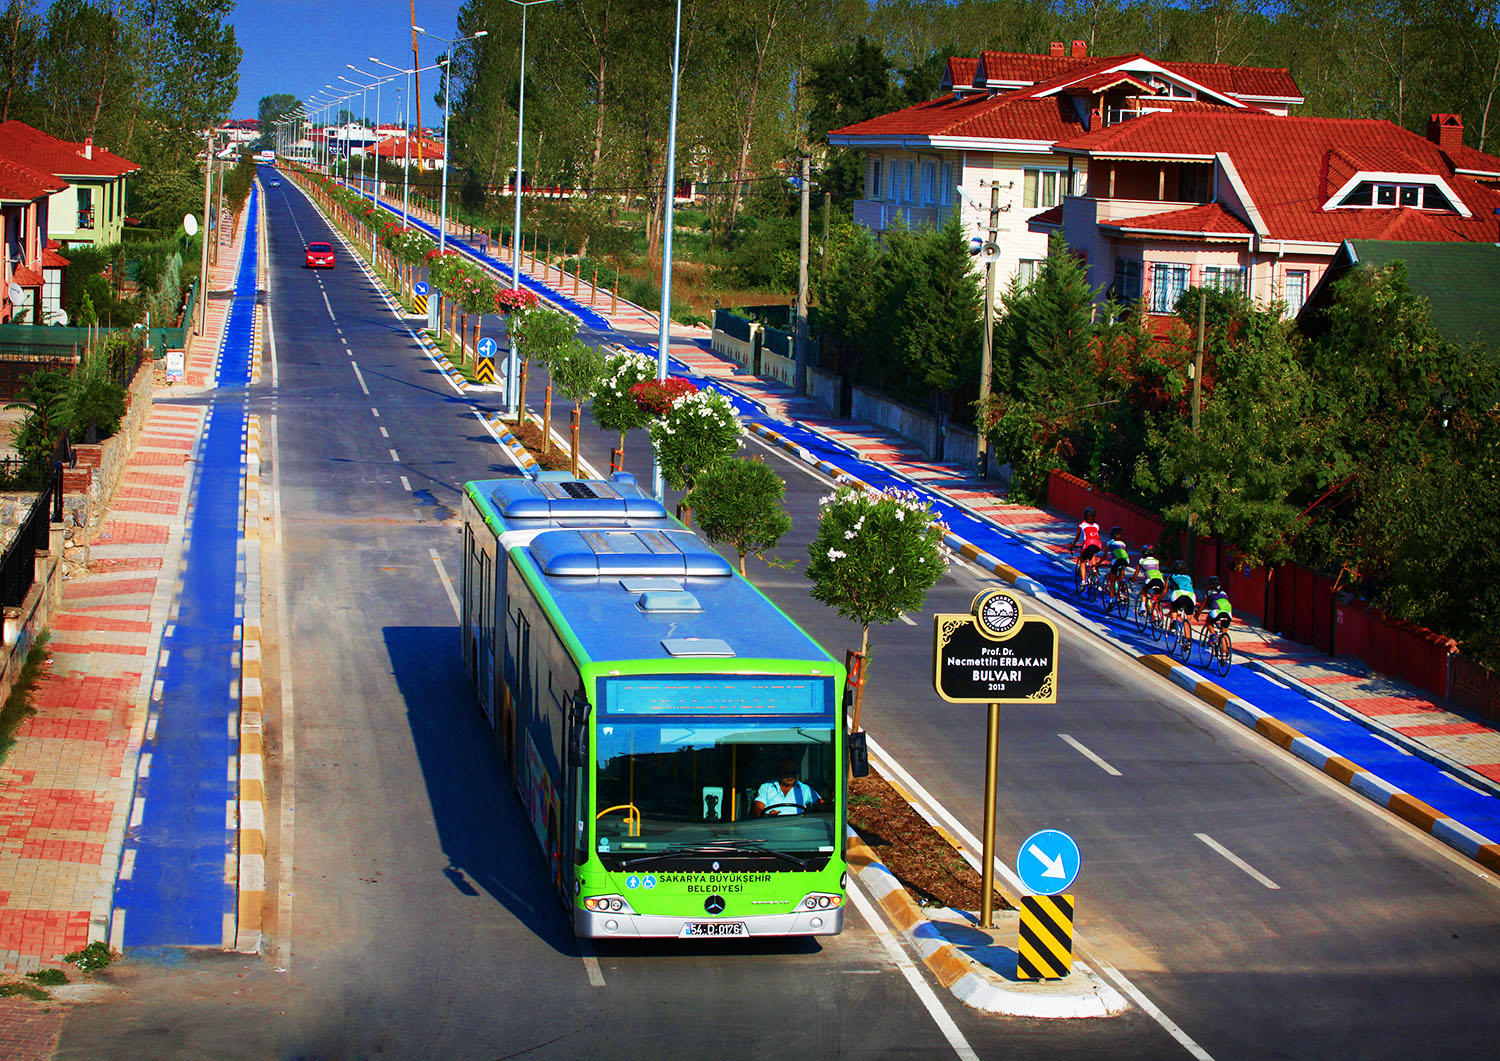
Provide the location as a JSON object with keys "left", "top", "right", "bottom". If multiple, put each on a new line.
{"left": 799, "top": 892, "right": 843, "bottom": 911}
{"left": 583, "top": 894, "right": 635, "bottom": 914}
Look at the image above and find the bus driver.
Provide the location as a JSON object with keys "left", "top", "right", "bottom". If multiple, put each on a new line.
{"left": 753, "top": 761, "right": 827, "bottom": 816}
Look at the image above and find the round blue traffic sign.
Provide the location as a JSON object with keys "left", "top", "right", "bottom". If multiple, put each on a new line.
{"left": 1016, "top": 829, "right": 1080, "bottom": 895}
{"left": 414, "top": 280, "right": 429, "bottom": 296}
{"left": 477, "top": 336, "right": 498, "bottom": 359}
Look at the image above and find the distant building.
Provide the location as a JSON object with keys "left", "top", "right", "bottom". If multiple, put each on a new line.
{"left": 371, "top": 135, "right": 445, "bottom": 171}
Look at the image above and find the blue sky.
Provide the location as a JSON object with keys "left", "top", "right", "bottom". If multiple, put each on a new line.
{"left": 229, "top": 0, "right": 463, "bottom": 121}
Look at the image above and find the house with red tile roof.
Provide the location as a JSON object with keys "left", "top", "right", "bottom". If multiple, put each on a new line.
{"left": 371, "top": 134, "right": 445, "bottom": 171}
{"left": 0, "top": 151, "right": 68, "bottom": 324}
{"left": 827, "top": 41, "right": 1304, "bottom": 289}
{"left": 0, "top": 120, "right": 140, "bottom": 249}
{"left": 1032, "top": 111, "right": 1500, "bottom": 317}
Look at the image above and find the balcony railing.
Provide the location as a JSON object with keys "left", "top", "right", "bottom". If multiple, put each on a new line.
{"left": 77, "top": 208, "right": 95, "bottom": 230}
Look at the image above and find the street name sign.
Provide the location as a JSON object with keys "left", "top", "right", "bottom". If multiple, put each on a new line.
{"left": 932, "top": 589, "right": 1058, "bottom": 703}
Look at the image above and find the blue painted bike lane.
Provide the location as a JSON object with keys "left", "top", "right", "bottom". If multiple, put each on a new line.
{"left": 385, "top": 190, "right": 1500, "bottom": 858}
{"left": 113, "top": 185, "right": 256, "bottom": 946}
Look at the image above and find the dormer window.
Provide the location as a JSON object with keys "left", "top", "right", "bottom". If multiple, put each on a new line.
{"left": 1334, "top": 179, "right": 1459, "bottom": 212}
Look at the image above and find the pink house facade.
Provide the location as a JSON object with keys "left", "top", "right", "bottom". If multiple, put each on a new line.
{"left": 1034, "top": 112, "right": 1500, "bottom": 318}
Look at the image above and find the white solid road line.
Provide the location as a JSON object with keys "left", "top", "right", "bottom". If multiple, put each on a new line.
{"left": 430, "top": 549, "right": 461, "bottom": 618}
{"left": 1059, "top": 733, "right": 1123, "bottom": 776}
{"left": 578, "top": 939, "right": 606, "bottom": 987}
{"left": 1195, "top": 833, "right": 1281, "bottom": 890}
{"left": 271, "top": 413, "right": 299, "bottom": 972}
{"left": 846, "top": 881, "right": 978, "bottom": 1061}
{"left": 899, "top": 612, "right": 918, "bottom": 626}
{"left": 868, "top": 733, "right": 1216, "bottom": 1058}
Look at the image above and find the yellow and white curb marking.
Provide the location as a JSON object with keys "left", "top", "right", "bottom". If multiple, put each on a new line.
{"left": 847, "top": 830, "right": 1126, "bottom": 1019}
{"left": 236, "top": 415, "right": 266, "bottom": 953}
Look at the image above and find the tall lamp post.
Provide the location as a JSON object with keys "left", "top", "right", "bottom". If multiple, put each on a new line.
{"left": 370, "top": 57, "right": 448, "bottom": 228}
{"left": 652, "top": 0, "right": 685, "bottom": 503}
{"left": 414, "top": 24, "right": 489, "bottom": 332}
{"left": 195, "top": 129, "right": 218, "bottom": 335}
{"left": 349, "top": 65, "right": 393, "bottom": 203}
{"left": 503, "top": 0, "right": 556, "bottom": 416}
{"left": 338, "top": 74, "right": 378, "bottom": 199}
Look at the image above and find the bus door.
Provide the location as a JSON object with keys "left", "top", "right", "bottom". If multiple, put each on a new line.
{"left": 475, "top": 547, "right": 495, "bottom": 725}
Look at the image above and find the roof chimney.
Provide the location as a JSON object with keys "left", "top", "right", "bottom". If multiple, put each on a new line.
{"left": 1072, "top": 40, "right": 1087, "bottom": 58}
{"left": 1426, "top": 113, "right": 1463, "bottom": 152}
{"left": 1049, "top": 41, "right": 1064, "bottom": 57}
{"left": 83, "top": 136, "right": 92, "bottom": 159}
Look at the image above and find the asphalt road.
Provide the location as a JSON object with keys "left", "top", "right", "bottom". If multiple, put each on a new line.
{"left": 59, "top": 171, "right": 1500, "bottom": 1060}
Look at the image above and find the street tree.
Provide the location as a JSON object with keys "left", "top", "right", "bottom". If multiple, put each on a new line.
{"left": 684, "top": 457, "right": 792, "bottom": 576}
{"left": 510, "top": 306, "right": 577, "bottom": 451}
{"left": 590, "top": 349, "right": 656, "bottom": 471}
{"left": 804, "top": 483, "right": 949, "bottom": 728}
{"left": 647, "top": 385, "right": 743, "bottom": 519}
{"left": 549, "top": 337, "right": 607, "bottom": 477}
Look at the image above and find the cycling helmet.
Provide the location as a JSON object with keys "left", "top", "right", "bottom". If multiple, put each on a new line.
{"left": 1083, "top": 506, "right": 1096, "bottom": 521}
{"left": 1141, "top": 543, "right": 1156, "bottom": 555}
{"left": 1172, "top": 560, "right": 1187, "bottom": 574}
{"left": 1206, "top": 576, "right": 1221, "bottom": 591}
{"left": 1110, "top": 526, "right": 1123, "bottom": 538}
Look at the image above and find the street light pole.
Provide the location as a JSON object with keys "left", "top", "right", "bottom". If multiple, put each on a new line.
{"left": 414, "top": 25, "right": 489, "bottom": 332}
{"left": 652, "top": 0, "right": 684, "bottom": 503}
{"left": 196, "top": 129, "right": 215, "bottom": 335}
{"left": 371, "top": 57, "right": 448, "bottom": 227}
{"left": 504, "top": 0, "right": 556, "bottom": 416}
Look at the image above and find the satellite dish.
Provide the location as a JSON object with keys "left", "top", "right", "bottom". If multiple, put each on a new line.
{"left": 7, "top": 281, "right": 21, "bottom": 305}
{"left": 50, "top": 307, "right": 68, "bottom": 326}
{"left": 183, "top": 213, "right": 199, "bottom": 236}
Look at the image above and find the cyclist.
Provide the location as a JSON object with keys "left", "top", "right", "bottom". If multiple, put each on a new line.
{"left": 1068, "top": 506, "right": 1104, "bottom": 586}
{"left": 1167, "top": 560, "right": 1197, "bottom": 635}
{"left": 1197, "top": 576, "right": 1234, "bottom": 635}
{"left": 1135, "top": 542, "right": 1167, "bottom": 618}
{"left": 1103, "top": 526, "right": 1131, "bottom": 599}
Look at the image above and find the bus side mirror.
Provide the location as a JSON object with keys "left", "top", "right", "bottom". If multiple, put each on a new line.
{"left": 847, "top": 730, "right": 869, "bottom": 778}
{"left": 568, "top": 701, "right": 591, "bottom": 767}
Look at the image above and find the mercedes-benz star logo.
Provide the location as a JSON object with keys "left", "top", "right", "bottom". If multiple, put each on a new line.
{"left": 704, "top": 894, "right": 726, "bottom": 915}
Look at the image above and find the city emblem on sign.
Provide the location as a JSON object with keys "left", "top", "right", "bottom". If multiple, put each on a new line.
{"left": 932, "top": 589, "right": 1059, "bottom": 703}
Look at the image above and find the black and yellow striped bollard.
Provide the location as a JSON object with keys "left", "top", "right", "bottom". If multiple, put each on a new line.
{"left": 1017, "top": 893, "right": 1074, "bottom": 980}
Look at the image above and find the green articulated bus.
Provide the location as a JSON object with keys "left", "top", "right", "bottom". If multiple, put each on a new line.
{"left": 461, "top": 471, "right": 866, "bottom": 939}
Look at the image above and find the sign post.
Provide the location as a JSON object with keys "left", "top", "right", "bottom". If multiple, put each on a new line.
{"left": 933, "top": 589, "right": 1058, "bottom": 927}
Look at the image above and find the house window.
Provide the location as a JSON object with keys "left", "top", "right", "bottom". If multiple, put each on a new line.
{"left": 77, "top": 187, "right": 94, "bottom": 230}
{"left": 1112, "top": 257, "right": 1142, "bottom": 303}
{"left": 922, "top": 161, "right": 937, "bottom": 205}
{"left": 1016, "top": 259, "right": 1044, "bottom": 288}
{"left": 1023, "top": 168, "right": 1069, "bottom": 209}
{"left": 1150, "top": 262, "right": 1190, "bottom": 313}
{"left": 905, "top": 161, "right": 915, "bottom": 202}
{"left": 1179, "top": 165, "right": 1211, "bottom": 204}
{"left": 886, "top": 160, "right": 898, "bottom": 202}
{"left": 868, "top": 157, "right": 880, "bottom": 199}
{"left": 1284, "top": 270, "right": 1308, "bottom": 315}
{"left": 940, "top": 163, "right": 952, "bottom": 204}
{"left": 1202, "top": 265, "right": 1246, "bottom": 294}
{"left": 42, "top": 268, "right": 61, "bottom": 317}
{"left": 1337, "top": 180, "right": 1457, "bottom": 211}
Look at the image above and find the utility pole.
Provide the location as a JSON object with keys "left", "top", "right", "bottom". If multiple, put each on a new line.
{"left": 410, "top": 1, "right": 423, "bottom": 147}
{"left": 212, "top": 146, "right": 225, "bottom": 266}
{"left": 196, "top": 130, "right": 214, "bottom": 335}
{"left": 977, "top": 183, "right": 1001, "bottom": 478}
{"left": 794, "top": 155, "right": 810, "bottom": 396}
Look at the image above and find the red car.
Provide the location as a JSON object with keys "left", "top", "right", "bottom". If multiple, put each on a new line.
{"left": 305, "top": 241, "right": 335, "bottom": 269}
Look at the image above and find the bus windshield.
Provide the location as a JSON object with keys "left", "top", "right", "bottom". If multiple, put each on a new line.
{"left": 594, "top": 720, "right": 836, "bottom": 871}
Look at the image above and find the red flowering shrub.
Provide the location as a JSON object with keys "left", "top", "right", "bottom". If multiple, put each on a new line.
{"left": 629, "top": 376, "right": 698, "bottom": 416}
{"left": 495, "top": 287, "right": 539, "bottom": 315}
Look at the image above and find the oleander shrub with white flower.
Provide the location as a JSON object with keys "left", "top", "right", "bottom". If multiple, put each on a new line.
{"left": 648, "top": 385, "right": 743, "bottom": 496}
{"left": 805, "top": 483, "right": 951, "bottom": 697}
{"left": 590, "top": 350, "right": 657, "bottom": 468}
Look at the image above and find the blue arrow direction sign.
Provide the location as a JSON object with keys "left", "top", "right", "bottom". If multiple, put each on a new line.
{"left": 414, "top": 280, "right": 429, "bottom": 296}
{"left": 477, "top": 336, "right": 498, "bottom": 359}
{"left": 1016, "top": 829, "right": 1080, "bottom": 896}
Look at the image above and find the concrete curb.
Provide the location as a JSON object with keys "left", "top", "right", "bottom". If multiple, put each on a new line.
{"left": 481, "top": 412, "right": 539, "bottom": 472}
{"left": 846, "top": 830, "right": 1127, "bottom": 1019}
{"left": 236, "top": 415, "right": 266, "bottom": 954}
{"left": 1136, "top": 653, "right": 1500, "bottom": 872}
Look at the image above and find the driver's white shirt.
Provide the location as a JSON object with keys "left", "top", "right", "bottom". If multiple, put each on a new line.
{"left": 755, "top": 779, "right": 819, "bottom": 815}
